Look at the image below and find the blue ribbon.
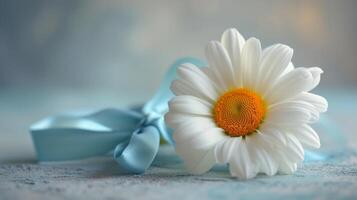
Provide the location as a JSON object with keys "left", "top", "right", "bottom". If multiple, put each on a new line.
{"left": 30, "top": 57, "right": 205, "bottom": 174}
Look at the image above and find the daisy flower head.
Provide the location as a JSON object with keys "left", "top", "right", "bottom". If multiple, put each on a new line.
{"left": 165, "top": 28, "right": 328, "bottom": 179}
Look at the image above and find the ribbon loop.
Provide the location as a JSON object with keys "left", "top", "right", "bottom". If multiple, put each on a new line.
{"left": 113, "top": 125, "right": 160, "bottom": 174}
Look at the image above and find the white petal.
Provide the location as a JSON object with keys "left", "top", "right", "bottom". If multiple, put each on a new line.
{"left": 205, "top": 41, "right": 235, "bottom": 90}
{"left": 174, "top": 63, "right": 220, "bottom": 102}
{"left": 176, "top": 143, "right": 215, "bottom": 174}
{"left": 273, "top": 142, "right": 300, "bottom": 174}
{"left": 247, "top": 134, "right": 278, "bottom": 176}
{"left": 264, "top": 68, "right": 314, "bottom": 104}
{"left": 176, "top": 127, "right": 227, "bottom": 150}
{"left": 306, "top": 67, "right": 323, "bottom": 91}
{"left": 214, "top": 137, "right": 241, "bottom": 164}
{"left": 200, "top": 67, "right": 226, "bottom": 93}
{"left": 264, "top": 101, "right": 312, "bottom": 125}
{"left": 221, "top": 28, "right": 245, "bottom": 86}
{"left": 165, "top": 111, "right": 213, "bottom": 129}
{"left": 168, "top": 95, "right": 213, "bottom": 116}
{"left": 221, "top": 28, "right": 245, "bottom": 53}
{"left": 258, "top": 151, "right": 278, "bottom": 176}
{"left": 241, "top": 37, "right": 262, "bottom": 89}
{"left": 257, "top": 124, "right": 287, "bottom": 146}
{"left": 284, "top": 134, "right": 305, "bottom": 162}
{"left": 178, "top": 63, "right": 221, "bottom": 93}
{"left": 169, "top": 115, "right": 217, "bottom": 141}
{"left": 170, "top": 79, "right": 195, "bottom": 96}
{"left": 255, "top": 44, "right": 293, "bottom": 93}
{"left": 170, "top": 79, "right": 216, "bottom": 103}
{"left": 278, "top": 159, "right": 297, "bottom": 174}
{"left": 294, "top": 92, "right": 328, "bottom": 113}
{"left": 269, "top": 100, "right": 320, "bottom": 123}
{"left": 285, "top": 124, "right": 320, "bottom": 148}
{"left": 282, "top": 62, "right": 295, "bottom": 76}
{"left": 229, "top": 140, "right": 256, "bottom": 179}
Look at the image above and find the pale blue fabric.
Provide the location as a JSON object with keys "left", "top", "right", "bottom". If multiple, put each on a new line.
{"left": 30, "top": 57, "right": 205, "bottom": 174}
{"left": 30, "top": 109, "right": 141, "bottom": 161}
{"left": 113, "top": 125, "right": 160, "bottom": 173}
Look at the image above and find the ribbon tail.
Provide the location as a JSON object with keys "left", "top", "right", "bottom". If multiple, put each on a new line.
{"left": 113, "top": 125, "right": 160, "bottom": 174}
{"left": 30, "top": 108, "right": 142, "bottom": 161}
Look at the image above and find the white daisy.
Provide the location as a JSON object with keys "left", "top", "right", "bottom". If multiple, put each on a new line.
{"left": 165, "top": 28, "right": 328, "bottom": 179}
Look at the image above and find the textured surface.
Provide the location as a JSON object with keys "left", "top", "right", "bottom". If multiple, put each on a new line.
{"left": 1, "top": 147, "right": 357, "bottom": 200}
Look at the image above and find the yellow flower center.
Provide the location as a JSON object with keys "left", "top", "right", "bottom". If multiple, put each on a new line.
{"left": 213, "top": 88, "right": 266, "bottom": 137}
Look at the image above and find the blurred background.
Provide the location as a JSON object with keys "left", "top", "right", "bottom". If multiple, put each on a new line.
{"left": 0, "top": 0, "right": 356, "bottom": 161}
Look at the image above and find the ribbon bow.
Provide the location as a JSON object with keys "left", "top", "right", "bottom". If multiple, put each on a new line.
{"left": 30, "top": 57, "right": 205, "bottom": 174}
